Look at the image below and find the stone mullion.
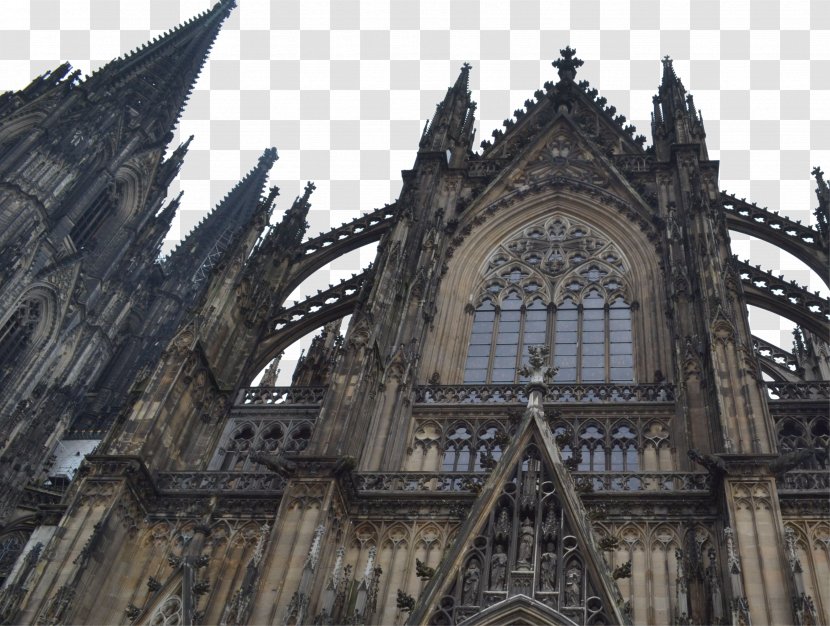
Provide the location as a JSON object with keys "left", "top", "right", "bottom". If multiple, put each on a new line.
{"left": 486, "top": 306, "right": 500, "bottom": 385}
{"left": 514, "top": 304, "right": 527, "bottom": 383}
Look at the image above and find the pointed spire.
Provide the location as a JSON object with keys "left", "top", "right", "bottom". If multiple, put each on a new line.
{"left": 156, "top": 135, "right": 194, "bottom": 191}
{"left": 265, "top": 180, "right": 314, "bottom": 251}
{"left": 812, "top": 166, "right": 828, "bottom": 240}
{"left": 164, "top": 147, "right": 277, "bottom": 286}
{"left": 83, "top": 0, "right": 236, "bottom": 143}
{"left": 650, "top": 55, "right": 708, "bottom": 161}
{"left": 420, "top": 63, "right": 477, "bottom": 157}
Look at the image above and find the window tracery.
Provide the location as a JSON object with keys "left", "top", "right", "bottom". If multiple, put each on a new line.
{"left": 212, "top": 418, "right": 314, "bottom": 471}
{"left": 148, "top": 595, "right": 182, "bottom": 626}
{"left": 464, "top": 216, "right": 634, "bottom": 384}
{"left": 0, "top": 297, "right": 45, "bottom": 385}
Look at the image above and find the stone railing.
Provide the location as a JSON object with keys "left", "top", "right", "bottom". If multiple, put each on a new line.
{"left": 574, "top": 472, "right": 711, "bottom": 493}
{"left": 354, "top": 472, "right": 486, "bottom": 493}
{"left": 155, "top": 471, "right": 286, "bottom": 494}
{"left": 235, "top": 386, "right": 327, "bottom": 406}
{"left": 413, "top": 383, "right": 675, "bottom": 404}
{"left": 776, "top": 471, "right": 830, "bottom": 493}
{"left": 353, "top": 471, "right": 710, "bottom": 494}
{"left": 765, "top": 382, "right": 830, "bottom": 401}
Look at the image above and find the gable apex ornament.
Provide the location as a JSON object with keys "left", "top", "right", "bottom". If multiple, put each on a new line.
{"left": 552, "top": 46, "right": 584, "bottom": 82}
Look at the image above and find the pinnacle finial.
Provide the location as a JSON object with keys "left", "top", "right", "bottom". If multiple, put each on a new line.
{"left": 259, "top": 147, "right": 278, "bottom": 168}
{"left": 552, "top": 46, "right": 583, "bottom": 81}
{"left": 661, "top": 55, "right": 677, "bottom": 83}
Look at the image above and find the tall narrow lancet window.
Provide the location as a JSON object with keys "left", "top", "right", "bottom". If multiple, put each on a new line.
{"left": 463, "top": 215, "right": 636, "bottom": 384}
{"left": 463, "top": 299, "right": 496, "bottom": 383}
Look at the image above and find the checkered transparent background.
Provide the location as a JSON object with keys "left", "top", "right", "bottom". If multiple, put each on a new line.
{"left": 1, "top": 0, "right": 827, "bottom": 377}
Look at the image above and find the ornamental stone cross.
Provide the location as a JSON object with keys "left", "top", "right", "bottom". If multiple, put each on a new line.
{"left": 518, "top": 345, "right": 558, "bottom": 385}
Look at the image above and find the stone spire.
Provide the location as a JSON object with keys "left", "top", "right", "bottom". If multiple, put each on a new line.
{"left": 82, "top": 0, "right": 236, "bottom": 143}
{"left": 267, "top": 181, "right": 315, "bottom": 251}
{"left": 164, "top": 148, "right": 278, "bottom": 290}
{"left": 650, "top": 56, "right": 708, "bottom": 161}
{"left": 419, "top": 63, "right": 478, "bottom": 159}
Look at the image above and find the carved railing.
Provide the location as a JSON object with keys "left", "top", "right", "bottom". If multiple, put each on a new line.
{"left": 353, "top": 471, "right": 710, "bottom": 494}
{"left": 414, "top": 383, "right": 675, "bottom": 404}
{"left": 765, "top": 381, "right": 830, "bottom": 401}
{"left": 155, "top": 471, "right": 286, "bottom": 494}
{"left": 574, "top": 472, "right": 711, "bottom": 493}
{"left": 235, "top": 386, "right": 327, "bottom": 406}
{"left": 612, "top": 154, "right": 654, "bottom": 173}
{"left": 776, "top": 471, "right": 830, "bottom": 493}
{"left": 354, "top": 472, "right": 486, "bottom": 493}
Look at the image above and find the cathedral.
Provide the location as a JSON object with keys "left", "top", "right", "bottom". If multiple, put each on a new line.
{"left": 0, "top": 1, "right": 828, "bottom": 624}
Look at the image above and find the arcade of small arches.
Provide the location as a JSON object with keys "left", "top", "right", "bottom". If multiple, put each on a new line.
{"left": 408, "top": 415, "right": 675, "bottom": 475}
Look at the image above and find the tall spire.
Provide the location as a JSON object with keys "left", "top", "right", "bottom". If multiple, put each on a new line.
{"left": 419, "top": 63, "right": 477, "bottom": 158}
{"left": 164, "top": 147, "right": 277, "bottom": 288}
{"left": 650, "top": 55, "right": 708, "bottom": 161}
{"left": 83, "top": 0, "right": 236, "bottom": 143}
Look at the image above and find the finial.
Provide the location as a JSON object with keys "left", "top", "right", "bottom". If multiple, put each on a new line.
{"left": 661, "top": 55, "right": 676, "bottom": 83}
{"left": 552, "top": 46, "right": 583, "bottom": 82}
{"left": 259, "top": 147, "right": 278, "bottom": 167}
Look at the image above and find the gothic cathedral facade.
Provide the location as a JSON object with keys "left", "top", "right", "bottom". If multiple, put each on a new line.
{"left": 0, "top": 2, "right": 828, "bottom": 625}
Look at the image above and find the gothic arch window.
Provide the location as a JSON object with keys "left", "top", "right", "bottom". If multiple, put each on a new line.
{"left": 0, "top": 295, "right": 49, "bottom": 385}
{"left": 442, "top": 424, "right": 473, "bottom": 471}
{"left": 463, "top": 216, "right": 635, "bottom": 384}
{"left": 0, "top": 531, "right": 27, "bottom": 586}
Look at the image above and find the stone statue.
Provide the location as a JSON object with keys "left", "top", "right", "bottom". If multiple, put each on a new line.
{"left": 462, "top": 559, "right": 481, "bottom": 605}
{"left": 490, "top": 544, "right": 507, "bottom": 590}
{"left": 540, "top": 543, "right": 557, "bottom": 591}
{"left": 494, "top": 507, "right": 511, "bottom": 542}
{"left": 564, "top": 563, "right": 582, "bottom": 606}
{"left": 517, "top": 518, "right": 534, "bottom": 567}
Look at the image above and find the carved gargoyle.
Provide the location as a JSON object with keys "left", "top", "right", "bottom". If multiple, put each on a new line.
{"left": 687, "top": 449, "right": 727, "bottom": 477}
{"left": 768, "top": 449, "right": 815, "bottom": 476}
{"left": 250, "top": 452, "right": 297, "bottom": 477}
{"left": 415, "top": 558, "right": 435, "bottom": 581}
{"left": 396, "top": 589, "right": 415, "bottom": 613}
{"left": 612, "top": 560, "right": 632, "bottom": 580}
{"left": 332, "top": 455, "right": 356, "bottom": 476}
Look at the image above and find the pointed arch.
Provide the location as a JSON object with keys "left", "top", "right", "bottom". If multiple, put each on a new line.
{"left": 458, "top": 214, "right": 638, "bottom": 385}
{"left": 0, "top": 286, "right": 59, "bottom": 389}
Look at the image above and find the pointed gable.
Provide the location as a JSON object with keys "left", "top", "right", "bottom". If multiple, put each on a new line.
{"left": 409, "top": 350, "right": 628, "bottom": 626}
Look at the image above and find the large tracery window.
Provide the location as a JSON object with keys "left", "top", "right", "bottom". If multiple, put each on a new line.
{"left": 464, "top": 216, "right": 635, "bottom": 384}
